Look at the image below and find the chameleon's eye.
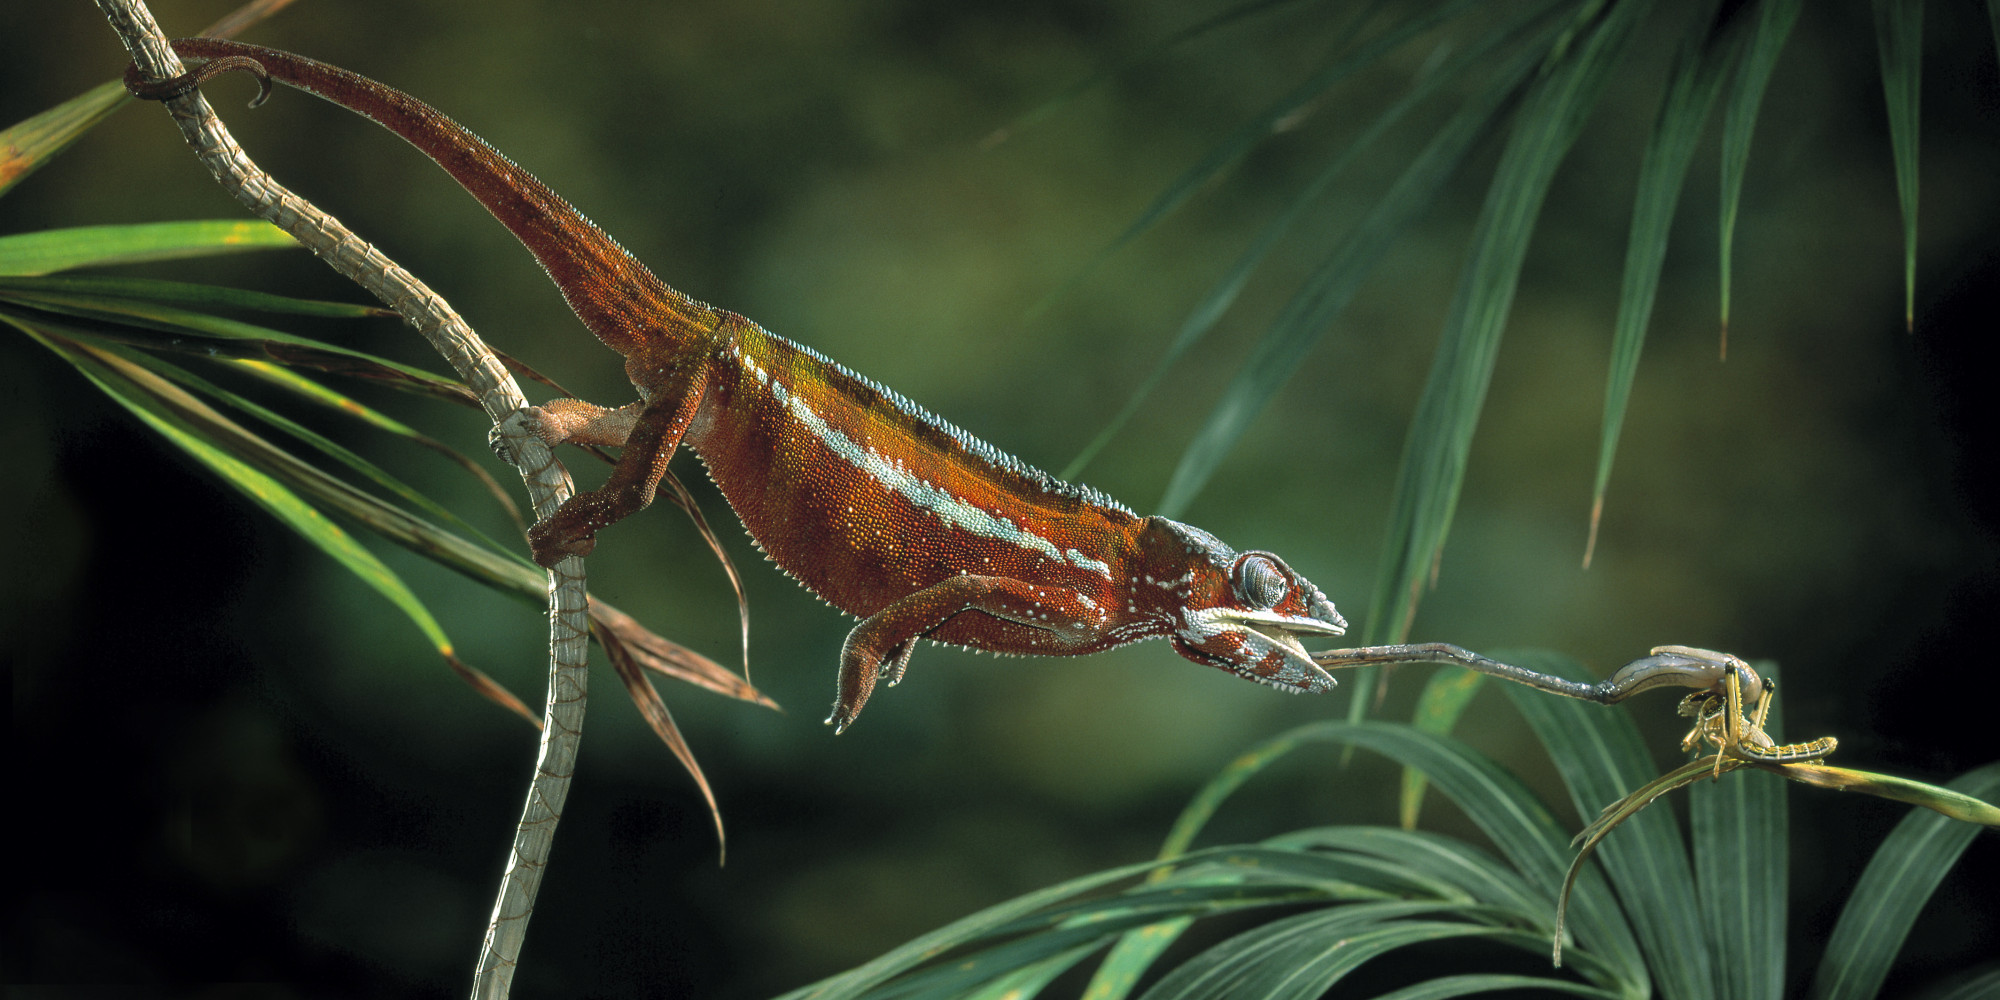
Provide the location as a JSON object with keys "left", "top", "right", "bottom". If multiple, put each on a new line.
{"left": 1233, "top": 554, "right": 1288, "bottom": 610}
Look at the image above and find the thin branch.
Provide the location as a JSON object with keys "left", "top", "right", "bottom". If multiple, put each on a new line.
{"left": 91, "top": 4, "right": 586, "bottom": 997}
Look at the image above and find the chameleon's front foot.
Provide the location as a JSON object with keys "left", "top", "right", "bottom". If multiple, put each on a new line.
{"left": 527, "top": 511, "right": 598, "bottom": 567}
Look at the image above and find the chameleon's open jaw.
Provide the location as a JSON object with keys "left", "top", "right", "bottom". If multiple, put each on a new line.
{"left": 1210, "top": 607, "right": 1349, "bottom": 690}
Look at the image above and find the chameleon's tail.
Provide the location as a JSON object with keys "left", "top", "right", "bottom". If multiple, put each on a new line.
{"left": 158, "top": 38, "right": 717, "bottom": 356}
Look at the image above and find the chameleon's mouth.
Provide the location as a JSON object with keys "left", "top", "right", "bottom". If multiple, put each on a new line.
{"left": 1210, "top": 607, "right": 1348, "bottom": 690}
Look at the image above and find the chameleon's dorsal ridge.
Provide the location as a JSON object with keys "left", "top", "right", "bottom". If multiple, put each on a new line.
{"left": 172, "top": 38, "right": 1350, "bottom": 731}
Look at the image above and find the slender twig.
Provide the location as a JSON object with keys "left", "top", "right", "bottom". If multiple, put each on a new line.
{"left": 92, "top": 4, "right": 586, "bottom": 997}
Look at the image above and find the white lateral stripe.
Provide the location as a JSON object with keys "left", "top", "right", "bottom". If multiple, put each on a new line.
{"left": 743, "top": 356, "right": 1112, "bottom": 578}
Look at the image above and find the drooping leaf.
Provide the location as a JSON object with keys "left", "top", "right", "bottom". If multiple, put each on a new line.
{"left": 1717, "top": 0, "right": 1804, "bottom": 350}
{"left": 0, "top": 220, "right": 296, "bottom": 276}
{"left": 1066, "top": 1, "right": 1559, "bottom": 484}
{"left": 1035, "top": 0, "right": 1495, "bottom": 319}
{"left": 1809, "top": 761, "right": 2000, "bottom": 1000}
{"left": 1153, "top": 8, "right": 1562, "bottom": 515}
{"left": 1354, "top": 0, "right": 1654, "bottom": 717}
{"left": 228, "top": 358, "right": 525, "bottom": 531}
{"left": 110, "top": 346, "right": 508, "bottom": 549}
{"left": 1499, "top": 651, "right": 1710, "bottom": 996}
{"left": 20, "top": 322, "right": 535, "bottom": 725}
{"left": 1586, "top": 0, "right": 1739, "bottom": 567}
{"left": 1555, "top": 755, "right": 1741, "bottom": 969}
{"left": 1690, "top": 659, "right": 1790, "bottom": 1000}
{"left": 601, "top": 621, "right": 727, "bottom": 860}
{"left": 0, "top": 285, "right": 478, "bottom": 405}
{"left": 1871, "top": 0, "right": 1925, "bottom": 332}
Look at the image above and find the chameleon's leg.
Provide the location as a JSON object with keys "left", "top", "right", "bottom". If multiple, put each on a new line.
{"left": 526, "top": 398, "right": 645, "bottom": 448}
{"left": 828, "top": 575, "right": 1087, "bottom": 733}
{"left": 525, "top": 357, "right": 712, "bottom": 566}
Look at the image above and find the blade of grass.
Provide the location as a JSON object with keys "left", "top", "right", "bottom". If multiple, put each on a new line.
{"left": 108, "top": 344, "right": 509, "bottom": 550}
{"left": 1153, "top": 10, "right": 1563, "bottom": 515}
{"left": 1717, "top": 0, "right": 1803, "bottom": 352}
{"left": 23, "top": 323, "right": 534, "bottom": 724}
{"left": 1499, "top": 650, "right": 1710, "bottom": 998}
{"left": 1872, "top": 0, "right": 1924, "bottom": 332}
{"left": 0, "top": 274, "right": 393, "bottom": 318}
{"left": 1691, "top": 658, "right": 1789, "bottom": 1000}
{"left": 0, "top": 220, "right": 296, "bottom": 276}
{"left": 1809, "top": 761, "right": 2000, "bottom": 1000}
{"left": 1585, "top": 0, "right": 1738, "bottom": 568}
{"left": 1355, "top": 0, "right": 1653, "bottom": 717}
{"left": 0, "top": 288, "right": 478, "bottom": 405}
{"left": 230, "top": 358, "right": 525, "bottom": 531}
{"left": 0, "top": 81, "right": 132, "bottom": 197}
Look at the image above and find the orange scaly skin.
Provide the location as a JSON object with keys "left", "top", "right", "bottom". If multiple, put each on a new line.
{"left": 153, "top": 39, "right": 1351, "bottom": 731}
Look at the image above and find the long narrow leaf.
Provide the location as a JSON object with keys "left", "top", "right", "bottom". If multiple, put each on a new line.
{"left": 775, "top": 853, "right": 1233, "bottom": 1000}
{"left": 1264, "top": 826, "right": 1545, "bottom": 922}
{"left": 115, "top": 347, "right": 512, "bottom": 554}
{"left": 230, "top": 358, "right": 525, "bottom": 531}
{"left": 1066, "top": 2, "right": 1559, "bottom": 484}
{"left": 0, "top": 221, "right": 296, "bottom": 276}
{"left": 1872, "top": 0, "right": 1925, "bottom": 331}
{"left": 1139, "top": 909, "right": 1529, "bottom": 1000}
{"left": 0, "top": 288, "right": 477, "bottom": 405}
{"left": 1586, "top": 0, "right": 1739, "bottom": 567}
{"left": 1355, "top": 0, "right": 1653, "bottom": 715}
{"left": 1499, "top": 651, "right": 1711, "bottom": 999}
{"left": 1401, "top": 666, "right": 1487, "bottom": 829}
{"left": 21, "top": 324, "right": 531, "bottom": 724}
{"left": 1038, "top": 0, "right": 1493, "bottom": 318}
{"left": 1810, "top": 761, "right": 2000, "bottom": 1000}
{"left": 1154, "top": 9, "right": 1563, "bottom": 515}
{"left": 1368, "top": 973, "right": 1621, "bottom": 1000}
{"left": 0, "top": 274, "right": 392, "bottom": 318}
{"left": 1691, "top": 659, "right": 1789, "bottom": 1000}
{"left": 1717, "top": 0, "right": 1804, "bottom": 349}
{"left": 0, "top": 82, "right": 132, "bottom": 197}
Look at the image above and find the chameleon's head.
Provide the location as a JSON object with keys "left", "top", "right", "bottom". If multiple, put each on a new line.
{"left": 1136, "top": 517, "right": 1348, "bottom": 693}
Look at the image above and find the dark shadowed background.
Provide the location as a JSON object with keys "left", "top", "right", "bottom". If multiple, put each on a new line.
{"left": 4, "top": 1, "right": 1996, "bottom": 996}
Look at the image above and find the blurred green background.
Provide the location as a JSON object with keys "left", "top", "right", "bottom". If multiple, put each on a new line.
{"left": 4, "top": 0, "right": 1996, "bottom": 996}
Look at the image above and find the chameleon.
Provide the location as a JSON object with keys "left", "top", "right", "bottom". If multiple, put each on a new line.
{"left": 130, "top": 39, "right": 1352, "bottom": 733}
{"left": 128, "top": 42, "right": 1839, "bottom": 764}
